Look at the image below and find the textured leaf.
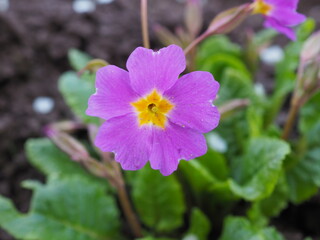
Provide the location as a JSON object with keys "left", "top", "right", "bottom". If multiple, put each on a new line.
{"left": 132, "top": 165, "right": 186, "bottom": 233}
{"left": 59, "top": 71, "right": 99, "bottom": 124}
{"left": 286, "top": 153, "right": 319, "bottom": 203}
{"left": 184, "top": 208, "right": 210, "bottom": 240}
{"left": 68, "top": 48, "right": 92, "bottom": 71}
{"left": 197, "top": 35, "right": 241, "bottom": 62}
{"left": 219, "top": 216, "right": 284, "bottom": 240}
{"left": 25, "top": 138, "right": 106, "bottom": 187}
{"left": 248, "top": 174, "right": 289, "bottom": 226}
{"left": 200, "top": 53, "right": 251, "bottom": 81}
{"left": 196, "top": 35, "right": 250, "bottom": 81}
{"left": 0, "top": 176, "right": 120, "bottom": 240}
{"left": 286, "top": 122, "right": 320, "bottom": 203}
{"left": 198, "top": 149, "right": 229, "bottom": 181}
{"left": 216, "top": 110, "right": 248, "bottom": 160}
{"left": 299, "top": 92, "right": 320, "bottom": 134}
{"left": 216, "top": 68, "right": 253, "bottom": 105}
{"left": 230, "top": 138, "right": 290, "bottom": 200}
{"left": 179, "top": 160, "right": 218, "bottom": 193}
{"left": 214, "top": 68, "right": 256, "bottom": 159}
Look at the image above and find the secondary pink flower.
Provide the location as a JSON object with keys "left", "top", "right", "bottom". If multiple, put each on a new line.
{"left": 86, "top": 45, "right": 220, "bottom": 176}
{"left": 252, "top": 0, "right": 306, "bottom": 40}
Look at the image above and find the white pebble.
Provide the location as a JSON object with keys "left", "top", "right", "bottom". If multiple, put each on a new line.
{"left": 182, "top": 234, "right": 198, "bottom": 240}
{"left": 0, "top": 0, "right": 9, "bottom": 12}
{"left": 207, "top": 133, "right": 227, "bottom": 153}
{"left": 254, "top": 83, "right": 266, "bottom": 97}
{"left": 33, "top": 97, "right": 55, "bottom": 114}
{"left": 260, "top": 45, "right": 284, "bottom": 65}
{"left": 96, "top": 0, "right": 114, "bottom": 4}
{"left": 73, "top": 0, "right": 95, "bottom": 14}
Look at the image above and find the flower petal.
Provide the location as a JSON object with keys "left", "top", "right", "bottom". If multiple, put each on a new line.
{"left": 266, "top": 0, "right": 299, "bottom": 9}
{"left": 95, "top": 114, "right": 152, "bottom": 170}
{"left": 270, "top": 8, "right": 306, "bottom": 26}
{"left": 86, "top": 65, "right": 139, "bottom": 120}
{"left": 264, "top": 17, "right": 296, "bottom": 40}
{"left": 126, "top": 45, "right": 186, "bottom": 95}
{"left": 164, "top": 71, "right": 220, "bottom": 133}
{"left": 150, "top": 121, "right": 207, "bottom": 176}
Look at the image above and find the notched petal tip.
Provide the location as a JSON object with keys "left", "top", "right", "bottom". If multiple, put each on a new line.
{"left": 126, "top": 44, "right": 186, "bottom": 95}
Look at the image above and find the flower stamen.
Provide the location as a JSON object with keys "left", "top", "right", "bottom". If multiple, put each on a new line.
{"left": 131, "top": 89, "right": 174, "bottom": 128}
{"left": 148, "top": 103, "right": 158, "bottom": 113}
{"left": 252, "top": 0, "right": 273, "bottom": 15}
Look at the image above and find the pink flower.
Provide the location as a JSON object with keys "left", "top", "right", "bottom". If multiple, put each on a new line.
{"left": 86, "top": 45, "right": 220, "bottom": 176}
{"left": 252, "top": 0, "right": 306, "bottom": 40}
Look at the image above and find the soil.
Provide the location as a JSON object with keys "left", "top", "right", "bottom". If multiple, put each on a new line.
{"left": 0, "top": 0, "right": 319, "bottom": 239}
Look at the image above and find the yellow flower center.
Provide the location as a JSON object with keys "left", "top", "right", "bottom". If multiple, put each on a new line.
{"left": 131, "top": 89, "right": 174, "bottom": 129}
{"left": 252, "top": 0, "right": 273, "bottom": 15}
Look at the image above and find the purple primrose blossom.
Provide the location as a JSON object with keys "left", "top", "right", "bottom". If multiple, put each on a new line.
{"left": 252, "top": 0, "right": 306, "bottom": 40}
{"left": 86, "top": 45, "right": 220, "bottom": 176}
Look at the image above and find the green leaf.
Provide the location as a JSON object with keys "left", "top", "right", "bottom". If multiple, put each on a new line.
{"left": 0, "top": 176, "right": 120, "bottom": 240}
{"left": 230, "top": 137, "right": 290, "bottom": 201}
{"left": 285, "top": 122, "right": 320, "bottom": 203}
{"left": 25, "top": 138, "right": 106, "bottom": 187}
{"left": 286, "top": 153, "right": 319, "bottom": 203}
{"left": 219, "top": 216, "right": 284, "bottom": 240}
{"left": 199, "top": 53, "right": 251, "bottom": 81}
{"left": 68, "top": 48, "right": 92, "bottom": 71}
{"left": 198, "top": 148, "right": 229, "bottom": 181}
{"left": 216, "top": 68, "right": 253, "bottom": 105}
{"left": 216, "top": 110, "right": 248, "bottom": 160}
{"left": 197, "top": 35, "right": 242, "bottom": 63}
{"left": 179, "top": 159, "right": 218, "bottom": 193}
{"left": 285, "top": 149, "right": 320, "bottom": 203}
{"left": 248, "top": 174, "right": 289, "bottom": 226}
{"left": 196, "top": 35, "right": 250, "bottom": 81}
{"left": 213, "top": 68, "right": 259, "bottom": 160}
{"left": 299, "top": 92, "right": 320, "bottom": 134}
{"left": 179, "top": 159, "right": 237, "bottom": 206}
{"left": 132, "top": 165, "right": 186, "bottom": 233}
{"left": 59, "top": 71, "right": 99, "bottom": 124}
{"left": 184, "top": 208, "right": 210, "bottom": 240}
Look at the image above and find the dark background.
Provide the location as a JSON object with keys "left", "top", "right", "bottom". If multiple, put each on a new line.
{"left": 0, "top": 0, "right": 319, "bottom": 239}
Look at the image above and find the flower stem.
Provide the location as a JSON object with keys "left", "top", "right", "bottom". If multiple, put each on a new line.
{"left": 281, "top": 98, "right": 300, "bottom": 140}
{"left": 141, "top": 0, "right": 150, "bottom": 48}
{"left": 117, "top": 183, "right": 143, "bottom": 238}
{"left": 184, "top": 32, "right": 207, "bottom": 55}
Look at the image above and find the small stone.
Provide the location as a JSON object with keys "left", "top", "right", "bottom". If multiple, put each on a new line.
{"left": 73, "top": 0, "right": 95, "bottom": 14}
{"left": 0, "top": 0, "right": 9, "bottom": 12}
{"left": 254, "top": 83, "right": 266, "bottom": 97}
{"left": 183, "top": 234, "right": 198, "bottom": 240}
{"left": 207, "top": 133, "right": 227, "bottom": 153}
{"left": 260, "top": 45, "right": 284, "bottom": 65}
{"left": 33, "top": 96, "right": 55, "bottom": 114}
{"left": 96, "top": 0, "right": 114, "bottom": 4}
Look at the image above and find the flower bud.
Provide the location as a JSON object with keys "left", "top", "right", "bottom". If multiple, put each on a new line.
{"left": 206, "top": 4, "right": 252, "bottom": 35}
{"left": 298, "top": 31, "right": 320, "bottom": 93}
{"left": 301, "top": 30, "right": 320, "bottom": 63}
{"left": 184, "top": 0, "right": 203, "bottom": 38}
{"left": 44, "top": 125, "right": 89, "bottom": 162}
{"left": 78, "top": 59, "right": 109, "bottom": 76}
